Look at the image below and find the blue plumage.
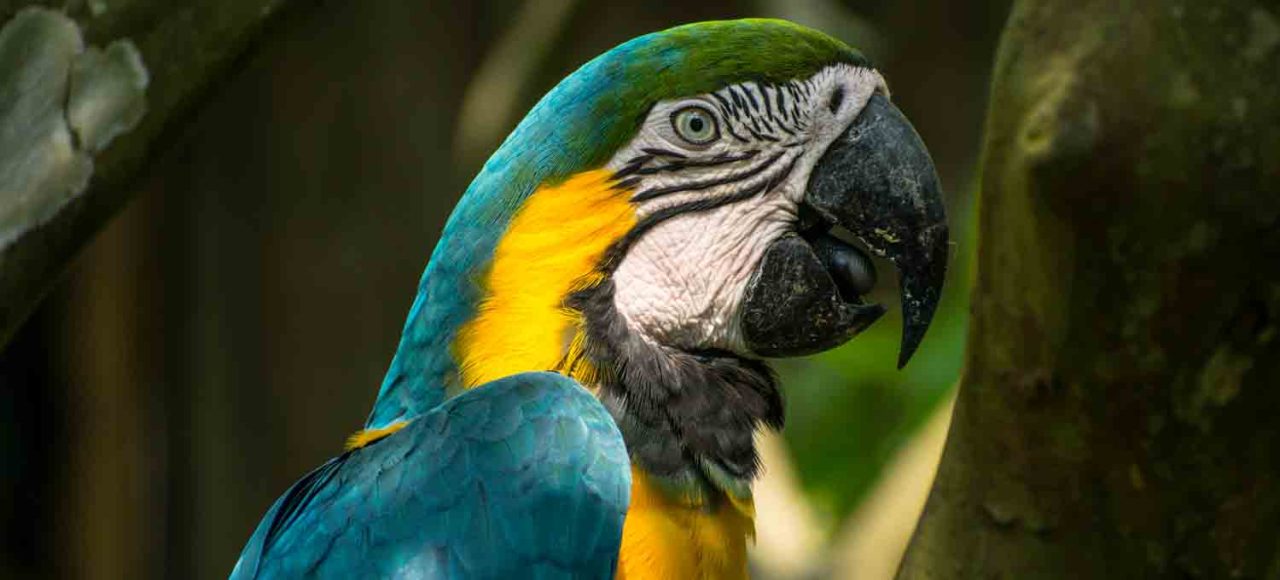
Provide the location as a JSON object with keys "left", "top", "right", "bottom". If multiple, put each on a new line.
{"left": 233, "top": 372, "right": 630, "bottom": 579}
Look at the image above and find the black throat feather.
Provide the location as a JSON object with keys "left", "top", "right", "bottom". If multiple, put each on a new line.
{"left": 565, "top": 279, "right": 783, "bottom": 503}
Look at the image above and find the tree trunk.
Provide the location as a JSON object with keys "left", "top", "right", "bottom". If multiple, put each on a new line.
{"left": 898, "top": 0, "right": 1280, "bottom": 577}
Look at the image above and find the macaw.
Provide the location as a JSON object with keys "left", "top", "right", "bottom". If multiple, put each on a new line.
{"left": 231, "top": 18, "right": 947, "bottom": 579}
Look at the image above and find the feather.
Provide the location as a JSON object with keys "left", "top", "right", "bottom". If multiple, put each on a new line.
{"left": 231, "top": 372, "right": 630, "bottom": 579}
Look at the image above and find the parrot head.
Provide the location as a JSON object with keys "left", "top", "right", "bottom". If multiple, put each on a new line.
{"left": 373, "top": 18, "right": 947, "bottom": 493}
{"left": 587, "top": 54, "right": 946, "bottom": 369}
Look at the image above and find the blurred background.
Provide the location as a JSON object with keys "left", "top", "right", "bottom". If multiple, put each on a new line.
{"left": 0, "top": 0, "right": 1009, "bottom": 578}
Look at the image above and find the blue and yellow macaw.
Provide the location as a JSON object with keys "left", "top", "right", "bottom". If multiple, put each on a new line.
{"left": 231, "top": 19, "right": 947, "bottom": 579}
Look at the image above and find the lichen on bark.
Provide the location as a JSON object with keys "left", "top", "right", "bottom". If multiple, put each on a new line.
{"left": 0, "top": 8, "right": 147, "bottom": 248}
{"left": 0, "top": 0, "right": 304, "bottom": 348}
{"left": 898, "top": 0, "right": 1280, "bottom": 577}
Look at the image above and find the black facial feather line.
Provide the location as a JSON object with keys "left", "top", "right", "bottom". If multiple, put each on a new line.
{"left": 630, "top": 149, "right": 784, "bottom": 203}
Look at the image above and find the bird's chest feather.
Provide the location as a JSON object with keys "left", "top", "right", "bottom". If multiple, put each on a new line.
{"left": 616, "top": 467, "right": 753, "bottom": 580}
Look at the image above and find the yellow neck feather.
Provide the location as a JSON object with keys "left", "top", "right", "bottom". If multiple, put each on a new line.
{"left": 454, "top": 169, "right": 635, "bottom": 388}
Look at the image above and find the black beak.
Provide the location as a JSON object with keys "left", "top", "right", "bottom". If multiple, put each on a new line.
{"left": 807, "top": 93, "right": 949, "bottom": 368}
{"left": 741, "top": 93, "right": 948, "bottom": 368}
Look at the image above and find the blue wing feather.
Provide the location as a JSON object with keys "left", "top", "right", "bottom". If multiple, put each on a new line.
{"left": 231, "top": 372, "right": 631, "bottom": 579}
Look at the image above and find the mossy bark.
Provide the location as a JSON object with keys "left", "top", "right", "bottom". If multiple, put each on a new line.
{"left": 898, "top": 0, "right": 1280, "bottom": 577}
{"left": 0, "top": 0, "right": 308, "bottom": 348}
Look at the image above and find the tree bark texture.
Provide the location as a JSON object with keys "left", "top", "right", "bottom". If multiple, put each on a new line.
{"left": 899, "top": 0, "right": 1280, "bottom": 577}
{"left": 0, "top": 0, "right": 307, "bottom": 349}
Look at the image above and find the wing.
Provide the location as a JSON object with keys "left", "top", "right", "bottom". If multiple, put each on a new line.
{"left": 231, "top": 372, "right": 631, "bottom": 579}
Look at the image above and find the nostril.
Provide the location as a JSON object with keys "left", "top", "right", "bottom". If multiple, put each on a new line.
{"left": 828, "top": 86, "right": 846, "bottom": 114}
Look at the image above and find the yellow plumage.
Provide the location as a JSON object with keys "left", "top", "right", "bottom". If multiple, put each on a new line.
{"left": 454, "top": 169, "right": 634, "bottom": 388}
{"left": 617, "top": 467, "right": 753, "bottom": 580}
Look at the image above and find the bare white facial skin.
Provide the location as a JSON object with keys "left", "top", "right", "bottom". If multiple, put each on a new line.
{"left": 606, "top": 64, "right": 887, "bottom": 354}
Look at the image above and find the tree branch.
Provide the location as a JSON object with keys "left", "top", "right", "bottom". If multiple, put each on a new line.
{"left": 0, "top": 0, "right": 309, "bottom": 348}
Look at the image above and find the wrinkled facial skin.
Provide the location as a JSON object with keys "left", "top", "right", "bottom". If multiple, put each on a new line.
{"left": 605, "top": 64, "right": 947, "bottom": 368}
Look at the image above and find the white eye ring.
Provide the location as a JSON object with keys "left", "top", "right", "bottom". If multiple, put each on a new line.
{"left": 670, "top": 106, "right": 719, "bottom": 145}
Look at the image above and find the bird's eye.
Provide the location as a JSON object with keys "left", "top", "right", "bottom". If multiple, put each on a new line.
{"left": 671, "top": 106, "right": 719, "bottom": 145}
